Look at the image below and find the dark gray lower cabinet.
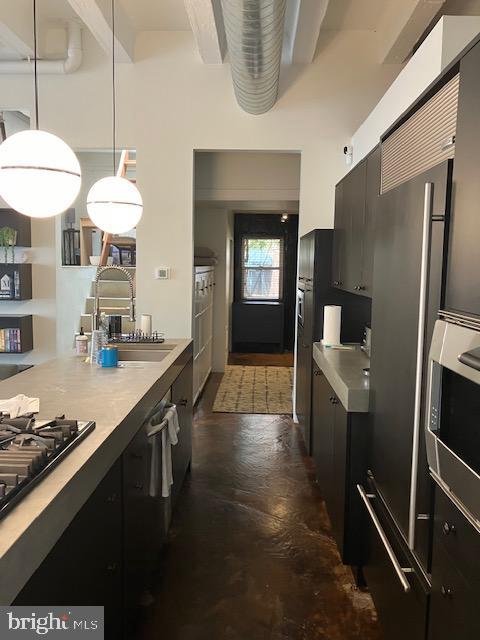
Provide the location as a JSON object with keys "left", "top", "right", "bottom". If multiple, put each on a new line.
{"left": 296, "top": 323, "right": 313, "bottom": 453}
{"left": 428, "top": 488, "right": 480, "bottom": 640}
{"left": 14, "top": 460, "right": 123, "bottom": 638}
{"left": 311, "top": 364, "right": 368, "bottom": 566}
{"left": 123, "top": 358, "right": 192, "bottom": 632}
{"left": 171, "top": 359, "right": 193, "bottom": 507}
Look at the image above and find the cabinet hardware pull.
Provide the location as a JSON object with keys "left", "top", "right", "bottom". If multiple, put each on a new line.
{"left": 332, "top": 398, "right": 338, "bottom": 405}
{"left": 357, "top": 484, "right": 412, "bottom": 593}
{"left": 177, "top": 399, "right": 188, "bottom": 407}
{"left": 442, "top": 522, "right": 456, "bottom": 536}
{"left": 333, "top": 281, "right": 340, "bottom": 286}
{"left": 106, "top": 493, "right": 118, "bottom": 502}
{"left": 314, "top": 370, "right": 321, "bottom": 376}
{"left": 106, "top": 562, "right": 118, "bottom": 572}
{"left": 408, "top": 182, "right": 433, "bottom": 550}
{"left": 134, "top": 483, "right": 143, "bottom": 490}
{"left": 441, "top": 585, "right": 453, "bottom": 598}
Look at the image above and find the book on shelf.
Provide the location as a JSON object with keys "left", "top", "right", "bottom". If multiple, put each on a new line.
{"left": 0, "top": 328, "right": 21, "bottom": 353}
{"left": 0, "top": 270, "right": 21, "bottom": 299}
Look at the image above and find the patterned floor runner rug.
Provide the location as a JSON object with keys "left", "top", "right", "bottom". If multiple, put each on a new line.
{"left": 212, "top": 365, "right": 293, "bottom": 414}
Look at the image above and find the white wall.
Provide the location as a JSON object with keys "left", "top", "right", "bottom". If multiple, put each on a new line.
{"left": 195, "top": 151, "right": 301, "bottom": 202}
{"left": 0, "top": 27, "right": 403, "bottom": 345}
{"left": 351, "top": 16, "right": 480, "bottom": 165}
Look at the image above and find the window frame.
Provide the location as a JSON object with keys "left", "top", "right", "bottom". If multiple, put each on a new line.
{"left": 240, "top": 235, "right": 285, "bottom": 302}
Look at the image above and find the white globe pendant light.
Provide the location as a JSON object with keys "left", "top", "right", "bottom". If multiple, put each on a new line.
{"left": 0, "top": 0, "right": 81, "bottom": 218}
{"left": 87, "top": 0, "right": 143, "bottom": 234}
{"left": 87, "top": 175, "right": 142, "bottom": 234}
{"left": 0, "top": 130, "right": 81, "bottom": 218}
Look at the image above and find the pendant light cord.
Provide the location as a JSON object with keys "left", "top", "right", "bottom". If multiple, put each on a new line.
{"left": 33, "top": 0, "right": 39, "bottom": 130}
{"left": 112, "top": 0, "right": 116, "bottom": 176}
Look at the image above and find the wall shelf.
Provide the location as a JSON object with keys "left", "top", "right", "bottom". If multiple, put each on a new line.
{"left": 0, "top": 209, "right": 32, "bottom": 247}
{"left": 0, "top": 264, "right": 32, "bottom": 301}
{"left": 0, "top": 315, "right": 33, "bottom": 353}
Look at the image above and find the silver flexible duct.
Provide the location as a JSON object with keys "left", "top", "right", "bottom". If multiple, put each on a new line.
{"left": 221, "top": 0, "right": 287, "bottom": 115}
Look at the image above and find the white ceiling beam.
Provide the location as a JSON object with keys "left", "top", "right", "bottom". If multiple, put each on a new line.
{"left": 0, "top": 0, "right": 34, "bottom": 58}
{"left": 283, "top": 0, "right": 330, "bottom": 65}
{"left": 184, "top": 0, "right": 226, "bottom": 64}
{"left": 67, "top": 0, "right": 134, "bottom": 62}
{"left": 379, "top": 0, "right": 446, "bottom": 64}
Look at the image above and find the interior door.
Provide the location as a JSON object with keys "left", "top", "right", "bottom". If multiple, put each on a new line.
{"left": 369, "top": 161, "right": 451, "bottom": 553}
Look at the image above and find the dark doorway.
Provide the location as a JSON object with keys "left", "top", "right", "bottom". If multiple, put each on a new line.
{"left": 231, "top": 213, "right": 299, "bottom": 353}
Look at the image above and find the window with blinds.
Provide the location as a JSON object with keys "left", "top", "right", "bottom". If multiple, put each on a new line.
{"left": 381, "top": 73, "right": 459, "bottom": 193}
{"left": 241, "top": 237, "right": 284, "bottom": 301}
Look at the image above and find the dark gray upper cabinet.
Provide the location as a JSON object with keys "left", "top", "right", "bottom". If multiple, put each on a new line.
{"left": 331, "top": 179, "right": 345, "bottom": 289}
{"left": 332, "top": 147, "right": 379, "bottom": 298}
{"left": 362, "top": 146, "right": 381, "bottom": 296}
{"left": 445, "top": 41, "right": 480, "bottom": 318}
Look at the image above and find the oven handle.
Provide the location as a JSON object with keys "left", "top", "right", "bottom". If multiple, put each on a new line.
{"left": 458, "top": 347, "right": 480, "bottom": 372}
{"left": 357, "top": 484, "right": 412, "bottom": 593}
{"left": 408, "top": 181, "right": 434, "bottom": 550}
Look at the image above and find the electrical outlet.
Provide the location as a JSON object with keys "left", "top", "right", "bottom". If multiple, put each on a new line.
{"left": 155, "top": 266, "right": 170, "bottom": 280}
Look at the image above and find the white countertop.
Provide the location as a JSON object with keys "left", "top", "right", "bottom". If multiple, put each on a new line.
{"left": 312, "top": 342, "right": 370, "bottom": 413}
{"left": 0, "top": 339, "right": 191, "bottom": 604}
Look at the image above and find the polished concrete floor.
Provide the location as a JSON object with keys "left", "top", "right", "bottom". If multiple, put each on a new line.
{"left": 138, "top": 374, "right": 383, "bottom": 640}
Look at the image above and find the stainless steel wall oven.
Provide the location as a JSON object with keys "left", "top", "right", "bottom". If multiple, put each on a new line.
{"left": 426, "top": 317, "right": 480, "bottom": 530}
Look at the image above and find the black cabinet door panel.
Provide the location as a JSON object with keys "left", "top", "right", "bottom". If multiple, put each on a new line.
{"left": 311, "top": 369, "right": 334, "bottom": 501}
{"left": 296, "top": 323, "right": 312, "bottom": 453}
{"left": 171, "top": 360, "right": 193, "bottom": 507}
{"left": 330, "top": 402, "right": 348, "bottom": 553}
{"left": 363, "top": 146, "right": 380, "bottom": 296}
{"left": 362, "top": 490, "right": 428, "bottom": 640}
{"left": 332, "top": 182, "right": 344, "bottom": 287}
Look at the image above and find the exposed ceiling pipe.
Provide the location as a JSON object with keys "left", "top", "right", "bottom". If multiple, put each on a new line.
{"left": 221, "top": 0, "right": 287, "bottom": 115}
{"left": 0, "top": 21, "right": 82, "bottom": 74}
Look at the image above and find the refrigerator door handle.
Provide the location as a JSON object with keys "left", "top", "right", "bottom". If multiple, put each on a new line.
{"left": 357, "top": 484, "right": 412, "bottom": 593}
{"left": 408, "top": 181, "right": 434, "bottom": 550}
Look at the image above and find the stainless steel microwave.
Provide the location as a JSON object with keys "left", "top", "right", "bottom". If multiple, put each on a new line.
{"left": 425, "top": 318, "right": 480, "bottom": 529}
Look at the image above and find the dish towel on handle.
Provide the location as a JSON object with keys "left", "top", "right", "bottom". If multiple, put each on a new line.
{"left": 161, "top": 405, "right": 180, "bottom": 498}
{"left": 148, "top": 403, "right": 180, "bottom": 498}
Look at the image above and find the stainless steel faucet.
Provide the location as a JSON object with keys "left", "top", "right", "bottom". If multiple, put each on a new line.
{"left": 93, "top": 266, "right": 135, "bottom": 331}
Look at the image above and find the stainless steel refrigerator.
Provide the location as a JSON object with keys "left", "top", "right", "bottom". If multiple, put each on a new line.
{"left": 358, "top": 160, "right": 453, "bottom": 640}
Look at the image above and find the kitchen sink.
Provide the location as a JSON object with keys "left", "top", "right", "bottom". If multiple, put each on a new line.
{"left": 115, "top": 342, "right": 176, "bottom": 362}
{"left": 117, "top": 349, "right": 170, "bottom": 362}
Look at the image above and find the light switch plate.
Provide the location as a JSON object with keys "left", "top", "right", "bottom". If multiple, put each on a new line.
{"left": 155, "top": 266, "right": 170, "bottom": 280}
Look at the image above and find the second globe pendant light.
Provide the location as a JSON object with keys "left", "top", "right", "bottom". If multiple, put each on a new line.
{"left": 87, "top": 0, "right": 143, "bottom": 235}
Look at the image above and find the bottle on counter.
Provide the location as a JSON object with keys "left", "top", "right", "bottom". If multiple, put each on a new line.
{"left": 75, "top": 327, "right": 89, "bottom": 356}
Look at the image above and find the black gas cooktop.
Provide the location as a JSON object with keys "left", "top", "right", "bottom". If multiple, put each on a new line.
{"left": 0, "top": 415, "right": 95, "bottom": 520}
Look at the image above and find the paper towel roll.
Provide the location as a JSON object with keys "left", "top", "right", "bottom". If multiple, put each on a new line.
{"left": 140, "top": 314, "right": 152, "bottom": 335}
{"left": 322, "top": 305, "right": 342, "bottom": 346}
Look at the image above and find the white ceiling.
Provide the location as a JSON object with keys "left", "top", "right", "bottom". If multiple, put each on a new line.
{"left": 322, "top": 0, "right": 400, "bottom": 31}
{"left": 1, "top": 0, "right": 480, "bottom": 64}
{"left": 118, "top": 0, "right": 191, "bottom": 31}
